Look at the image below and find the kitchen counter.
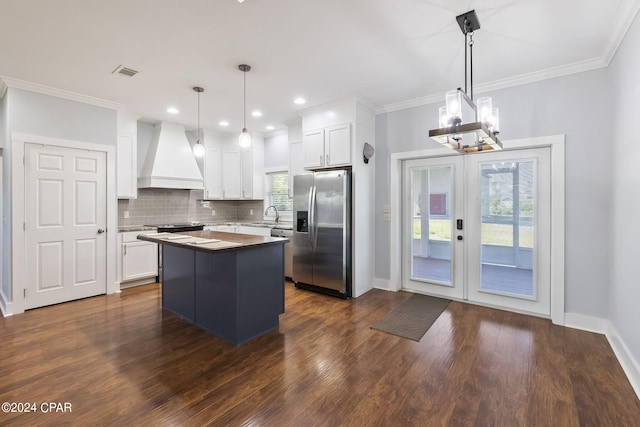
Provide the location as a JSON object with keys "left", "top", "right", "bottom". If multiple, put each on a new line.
{"left": 137, "top": 230, "right": 287, "bottom": 252}
{"left": 139, "top": 230, "right": 286, "bottom": 345}
{"left": 118, "top": 225, "right": 155, "bottom": 232}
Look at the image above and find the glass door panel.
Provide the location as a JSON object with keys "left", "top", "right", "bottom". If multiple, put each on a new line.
{"left": 480, "top": 160, "right": 535, "bottom": 297}
{"left": 403, "top": 157, "right": 464, "bottom": 300}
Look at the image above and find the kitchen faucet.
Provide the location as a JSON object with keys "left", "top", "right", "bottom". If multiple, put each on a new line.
{"left": 265, "top": 205, "right": 279, "bottom": 223}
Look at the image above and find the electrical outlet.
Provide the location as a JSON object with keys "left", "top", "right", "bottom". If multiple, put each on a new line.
{"left": 123, "top": 211, "right": 129, "bottom": 219}
{"left": 211, "top": 210, "right": 216, "bottom": 216}
{"left": 250, "top": 209, "right": 253, "bottom": 215}
{"left": 383, "top": 213, "right": 391, "bottom": 222}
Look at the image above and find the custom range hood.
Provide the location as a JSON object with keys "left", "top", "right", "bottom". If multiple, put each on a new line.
{"left": 138, "top": 121, "right": 204, "bottom": 189}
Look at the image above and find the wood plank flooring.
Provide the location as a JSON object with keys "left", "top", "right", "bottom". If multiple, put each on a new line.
{"left": 1, "top": 282, "right": 639, "bottom": 426}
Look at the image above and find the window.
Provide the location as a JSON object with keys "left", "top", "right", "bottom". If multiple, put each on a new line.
{"left": 264, "top": 171, "right": 293, "bottom": 220}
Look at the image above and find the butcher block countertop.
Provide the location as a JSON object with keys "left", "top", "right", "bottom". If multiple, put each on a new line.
{"left": 137, "top": 230, "right": 287, "bottom": 253}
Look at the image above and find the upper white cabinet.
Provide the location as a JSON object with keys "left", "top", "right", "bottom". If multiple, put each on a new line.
{"left": 222, "top": 148, "right": 242, "bottom": 199}
{"left": 202, "top": 129, "right": 264, "bottom": 200}
{"left": 241, "top": 145, "right": 264, "bottom": 200}
{"left": 204, "top": 147, "right": 222, "bottom": 199}
{"left": 303, "top": 123, "right": 351, "bottom": 169}
{"left": 116, "top": 111, "right": 139, "bottom": 199}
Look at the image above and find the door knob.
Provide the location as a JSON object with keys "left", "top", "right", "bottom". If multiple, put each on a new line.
{"left": 97, "top": 228, "right": 105, "bottom": 234}
{"left": 457, "top": 235, "right": 463, "bottom": 240}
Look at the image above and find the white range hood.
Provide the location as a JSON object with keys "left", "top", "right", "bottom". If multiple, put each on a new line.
{"left": 138, "top": 121, "right": 204, "bottom": 190}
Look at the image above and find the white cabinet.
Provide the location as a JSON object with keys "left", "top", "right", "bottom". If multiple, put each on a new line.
{"left": 289, "top": 140, "right": 305, "bottom": 197}
{"left": 206, "top": 225, "right": 237, "bottom": 233}
{"left": 241, "top": 146, "right": 264, "bottom": 199}
{"left": 116, "top": 111, "right": 139, "bottom": 198}
{"left": 237, "top": 225, "right": 271, "bottom": 237}
{"left": 221, "top": 148, "right": 241, "bottom": 199}
{"left": 303, "top": 129, "right": 325, "bottom": 168}
{"left": 204, "top": 147, "right": 222, "bottom": 199}
{"left": 303, "top": 123, "right": 351, "bottom": 169}
{"left": 119, "top": 231, "right": 157, "bottom": 286}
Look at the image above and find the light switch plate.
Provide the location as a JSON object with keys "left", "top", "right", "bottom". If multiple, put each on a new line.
{"left": 383, "top": 204, "right": 391, "bottom": 213}
{"left": 211, "top": 210, "right": 216, "bottom": 216}
{"left": 383, "top": 213, "right": 391, "bottom": 222}
{"left": 123, "top": 211, "right": 129, "bottom": 219}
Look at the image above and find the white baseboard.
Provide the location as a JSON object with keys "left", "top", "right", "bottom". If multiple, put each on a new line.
{"left": 373, "top": 278, "right": 391, "bottom": 291}
{"left": 606, "top": 322, "right": 640, "bottom": 400}
{"left": 564, "top": 312, "right": 640, "bottom": 400}
{"left": 564, "top": 312, "right": 607, "bottom": 334}
{"left": 0, "top": 289, "right": 12, "bottom": 317}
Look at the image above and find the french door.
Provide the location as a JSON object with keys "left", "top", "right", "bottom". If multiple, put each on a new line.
{"left": 403, "top": 148, "right": 551, "bottom": 316}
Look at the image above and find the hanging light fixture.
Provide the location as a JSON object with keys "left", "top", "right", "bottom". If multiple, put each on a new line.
{"left": 192, "top": 86, "right": 205, "bottom": 157}
{"left": 238, "top": 64, "right": 252, "bottom": 148}
{"left": 428, "top": 10, "right": 502, "bottom": 153}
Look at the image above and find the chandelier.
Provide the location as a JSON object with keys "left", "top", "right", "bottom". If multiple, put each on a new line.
{"left": 428, "top": 10, "right": 502, "bottom": 153}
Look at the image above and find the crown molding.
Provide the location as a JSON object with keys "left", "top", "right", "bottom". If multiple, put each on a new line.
{"left": 376, "top": 56, "right": 609, "bottom": 115}
{"left": 0, "top": 76, "right": 122, "bottom": 110}
{"left": 377, "top": 0, "right": 640, "bottom": 115}
{"left": 602, "top": 0, "right": 640, "bottom": 64}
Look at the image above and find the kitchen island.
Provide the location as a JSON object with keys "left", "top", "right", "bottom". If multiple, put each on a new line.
{"left": 138, "top": 230, "right": 287, "bottom": 345}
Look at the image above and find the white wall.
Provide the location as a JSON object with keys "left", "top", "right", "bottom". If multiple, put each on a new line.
{"left": 375, "top": 68, "right": 613, "bottom": 318}
{"left": 609, "top": 12, "right": 640, "bottom": 374}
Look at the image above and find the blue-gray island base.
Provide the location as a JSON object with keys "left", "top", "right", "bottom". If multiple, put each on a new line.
{"left": 139, "top": 231, "right": 287, "bottom": 345}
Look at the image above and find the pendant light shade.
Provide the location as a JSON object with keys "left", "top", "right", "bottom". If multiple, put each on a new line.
{"left": 238, "top": 64, "right": 252, "bottom": 148}
{"left": 193, "top": 86, "right": 205, "bottom": 157}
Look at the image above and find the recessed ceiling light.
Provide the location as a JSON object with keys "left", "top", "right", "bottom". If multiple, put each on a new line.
{"left": 294, "top": 97, "right": 306, "bottom": 105}
{"left": 265, "top": 125, "right": 275, "bottom": 131}
{"left": 237, "top": 0, "right": 245, "bottom": 3}
{"left": 219, "top": 120, "right": 229, "bottom": 127}
{"left": 167, "top": 107, "right": 179, "bottom": 114}
{"left": 251, "top": 110, "right": 262, "bottom": 117}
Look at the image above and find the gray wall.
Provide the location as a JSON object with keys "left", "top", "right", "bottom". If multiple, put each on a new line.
{"left": 1, "top": 88, "right": 116, "bottom": 303}
{"left": 609, "top": 12, "right": 640, "bottom": 371}
{"left": 264, "top": 133, "right": 289, "bottom": 170}
{"left": 375, "top": 68, "right": 613, "bottom": 318}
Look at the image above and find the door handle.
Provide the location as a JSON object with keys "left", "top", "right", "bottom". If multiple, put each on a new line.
{"left": 457, "top": 235, "right": 463, "bottom": 240}
{"left": 97, "top": 228, "right": 105, "bottom": 234}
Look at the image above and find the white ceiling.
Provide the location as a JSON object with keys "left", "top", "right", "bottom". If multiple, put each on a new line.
{"left": 1, "top": 0, "right": 638, "bottom": 135}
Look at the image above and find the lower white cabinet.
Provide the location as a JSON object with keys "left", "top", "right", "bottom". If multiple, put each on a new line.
{"left": 119, "top": 231, "right": 158, "bottom": 286}
{"left": 206, "top": 225, "right": 237, "bottom": 233}
{"left": 237, "top": 225, "right": 271, "bottom": 237}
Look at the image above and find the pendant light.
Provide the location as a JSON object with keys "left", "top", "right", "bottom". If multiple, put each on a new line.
{"left": 238, "top": 64, "right": 252, "bottom": 148}
{"left": 428, "top": 10, "right": 502, "bottom": 153}
{"left": 192, "top": 86, "right": 205, "bottom": 157}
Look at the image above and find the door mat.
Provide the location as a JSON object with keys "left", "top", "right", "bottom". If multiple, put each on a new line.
{"left": 371, "top": 293, "right": 450, "bottom": 342}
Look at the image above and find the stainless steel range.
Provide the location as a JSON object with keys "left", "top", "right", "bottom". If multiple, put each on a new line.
{"left": 144, "top": 223, "right": 205, "bottom": 280}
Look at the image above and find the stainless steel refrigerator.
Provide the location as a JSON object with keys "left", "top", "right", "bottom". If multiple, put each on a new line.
{"left": 293, "top": 170, "right": 351, "bottom": 298}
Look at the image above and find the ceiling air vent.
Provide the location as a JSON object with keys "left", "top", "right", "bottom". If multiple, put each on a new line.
{"left": 112, "top": 65, "right": 138, "bottom": 77}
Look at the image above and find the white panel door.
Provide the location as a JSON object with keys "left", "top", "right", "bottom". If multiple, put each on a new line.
{"left": 25, "top": 144, "right": 107, "bottom": 309}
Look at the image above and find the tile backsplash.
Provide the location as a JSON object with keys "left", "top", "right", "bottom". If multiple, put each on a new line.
{"left": 118, "top": 189, "right": 265, "bottom": 226}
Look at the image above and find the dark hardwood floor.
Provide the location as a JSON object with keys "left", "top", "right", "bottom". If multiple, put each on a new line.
{"left": 1, "top": 282, "right": 639, "bottom": 426}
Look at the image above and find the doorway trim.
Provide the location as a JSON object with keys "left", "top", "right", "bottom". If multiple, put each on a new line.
{"left": 390, "top": 135, "right": 565, "bottom": 325}
{"left": 10, "top": 133, "right": 117, "bottom": 315}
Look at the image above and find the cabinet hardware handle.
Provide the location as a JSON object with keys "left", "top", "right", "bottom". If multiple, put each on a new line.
{"left": 326, "top": 154, "right": 329, "bottom": 165}
{"left": 124, "top": 245, "right": 127, "bottom": 255}
{"left": 320, "top": 155, "right": 323, "bottom": 166}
